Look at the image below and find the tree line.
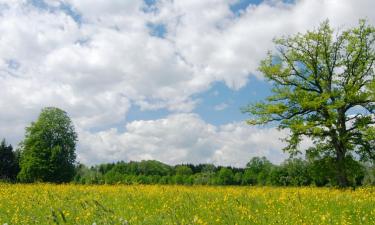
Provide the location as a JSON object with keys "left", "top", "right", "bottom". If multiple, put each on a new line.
{"left": 72, "top": 157, "right": 375, "bottom": 187}
{"left": 2, "top": 139, "right": 375, "bottom": 186}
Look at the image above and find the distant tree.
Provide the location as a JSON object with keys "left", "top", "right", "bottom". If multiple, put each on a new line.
{"left": 246, "top": 157, "right": 273, "bottom": 173}
{"left": 243, "top": 157, "right": 273, "bottom": 185}
{"left": 363, "top": 163, "right": 375, "bottom": 185}
{"left": 18, "top": 107, "right": 77, "bottom": 183}
{"left": 74, "top": 164, "right": 104, "bottom": 184}
{"left": 98, "top": 163, "right": 115, "bottom": 174}
{"left": 233, "top": 172, "right": 243, "bottom": 185}
{"left": 175, "top": 165, "right": 193, "bottom": 176}
{"left": 268, "top": 167, "right": 288, "bottom": 186}
{"left": 72, "top": 163, "right": 87, "bottom": 183}
{"left": 172, "top": 166, "right": 191, "bottom": 184}
{"left": 218, "top": 167, "right": 234, "bottom": 185}
{"left": 280, "top": 158, "right": 312, "bottom": 186}
{"left": 108, "top": 162, "right": 131, "bottom": 175}
{"left": 191, "top": 165, "right": 216, "bottom": 185}
{"left": 0, "top": 139, "right": 19, "bottom": 181}
{"left": 243, "top": 20, "right": 375, "bottom": 187}
{"left": 201, "top": 164, "right": 216, "bottom": 173}
{"left": 138, "top": 160, "right": 172, "bottom": 176}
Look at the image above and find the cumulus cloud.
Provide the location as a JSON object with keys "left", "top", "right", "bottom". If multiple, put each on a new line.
{"left": 78, "top": 113, "right": 288, "bottom": 166}
{"left": 0, "top": 0, "right": 374, "bottom": 164}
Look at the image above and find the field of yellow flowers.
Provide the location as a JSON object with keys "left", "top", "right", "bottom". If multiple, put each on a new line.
{"left": 0, "top": 184, "right": 374, "bottom": 225}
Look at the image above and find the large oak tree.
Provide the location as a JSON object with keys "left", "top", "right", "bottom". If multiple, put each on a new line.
{"left": 244, "top": 20, "right": 375, "bottom": 187}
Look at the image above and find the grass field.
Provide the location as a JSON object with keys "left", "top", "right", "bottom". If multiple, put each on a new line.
{"left": 0, "top": 184, "right": 374, "bottom": 225}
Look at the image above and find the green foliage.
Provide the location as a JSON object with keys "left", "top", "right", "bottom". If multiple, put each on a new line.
{"left": 217, "top": 167, "right": 234, "bottom": 185}
{"left": 195, "top": 164, "right": 217, "bottom": 185}
{"left": 137, "top": 160, "right": 172, "bottom": 176}
{"left": 73, "top": 160, "right": 238, "bottom": 186}
{"left": 175, "top": 165, "right": 193, "bottom": 176}
{"left": 0, "top": 139, "right": 19, "bottom": 181}
{"left": 243, "top": 157, "right": 273, "bottom": 185}
{"left": 233, "top": 172, "right": 243, "bottom": 184}
{"left": 174, "top": 165, "right": 194, "bottom": 184}
{"left": 18, "top": 107, "right": 77, "bottom": 183}
{"left": 279, "top": 158, "right": 312, "bottom": 186}
{"left": 71, "top": 157, "right": 375, "bottom": 187}
{"left": 363, "top": 164, "right": 375, "bottom": 185}
{"left": 243, "top": 20, "right": 375, "bottom": 187}
{"left": 307, "top": 153, "right": 365, "bottom": 187}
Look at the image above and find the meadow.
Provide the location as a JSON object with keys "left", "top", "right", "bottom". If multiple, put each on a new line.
{"left": 0, "top": 184, "right": 375, "bottom": 225}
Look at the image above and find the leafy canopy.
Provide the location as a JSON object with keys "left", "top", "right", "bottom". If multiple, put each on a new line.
{"left": 243, "top": 20, "right": 375, "bottom": 186}
{"left": 18, "top": 107, "right": 77, "bottom": 183}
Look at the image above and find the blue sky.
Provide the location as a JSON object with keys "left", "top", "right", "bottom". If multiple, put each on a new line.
{"left": 0, "top": 0, "right": 373, "bottom": 166}
{"left": 127, "top": 76, "right": 272, "bottom": 126}
{"left": 195, "top": 77, "right": 272, "bottom": 125}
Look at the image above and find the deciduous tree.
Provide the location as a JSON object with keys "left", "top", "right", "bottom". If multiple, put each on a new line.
{"left": 18, "top": 107, "right": 77, "bottom": 183}
{"left": 243, "top": 20, "right": 375, "bottom": 187}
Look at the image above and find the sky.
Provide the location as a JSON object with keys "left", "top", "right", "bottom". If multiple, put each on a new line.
{"left": 0, "top": 0, "right": 374, "bottom": 167}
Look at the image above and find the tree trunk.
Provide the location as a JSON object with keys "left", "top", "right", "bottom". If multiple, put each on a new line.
{"left": 331, "top": 124, "right": 349, "bottom": 188}
{"left": 335, "top": 150, "right": 349, "bottom": 188}
{"left": 336, "top": 110, "right": 350, "bottom": 188}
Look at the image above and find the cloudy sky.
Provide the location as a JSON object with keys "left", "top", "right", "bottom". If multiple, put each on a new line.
{"left": 0, "top": 0, "right": 374, "bottom": 166}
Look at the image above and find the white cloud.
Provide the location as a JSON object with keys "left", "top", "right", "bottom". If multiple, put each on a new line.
{"left": 78, "top": 113, "right": 288, "bottom": 166}
{"left": 0, "top": 0, "right": 373, "bottom": 164}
